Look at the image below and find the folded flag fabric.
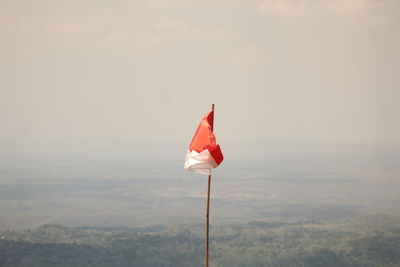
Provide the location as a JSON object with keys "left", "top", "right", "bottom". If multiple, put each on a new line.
{"left": 184, "top": 108, "right": 223, "bottom": 175}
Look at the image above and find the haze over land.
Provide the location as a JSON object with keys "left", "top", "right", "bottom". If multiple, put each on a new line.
{"left": 1, "top": 143, "right": 399, "bottom": 231}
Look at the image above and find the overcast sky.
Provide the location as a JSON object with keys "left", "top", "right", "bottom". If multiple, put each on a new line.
{"left": 1, "top": 0, "right": 399, "bottom": 158}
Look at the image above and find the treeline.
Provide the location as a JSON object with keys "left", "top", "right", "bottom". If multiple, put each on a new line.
{"left": 1, "top": 214, "right": 400, "bottom": 267}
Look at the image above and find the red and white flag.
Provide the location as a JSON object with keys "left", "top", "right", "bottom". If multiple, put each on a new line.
{"left": 184, "top": 108, "right": 223, "bottom": 175}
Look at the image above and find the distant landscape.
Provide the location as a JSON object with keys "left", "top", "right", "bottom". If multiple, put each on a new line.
{"left": 1, "top": 143, "right": 399, "bottom": 266}
{"left": 1, "top": 214, "right": 400, "bottom": 266}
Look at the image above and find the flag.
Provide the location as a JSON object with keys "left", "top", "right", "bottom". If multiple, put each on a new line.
{"left": 184, "top": 108, "right": 223, "bottom": 175}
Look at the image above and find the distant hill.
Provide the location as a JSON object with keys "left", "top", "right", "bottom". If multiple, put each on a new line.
{"left": 1, "top": 214, "right": 400, "bottom": 267}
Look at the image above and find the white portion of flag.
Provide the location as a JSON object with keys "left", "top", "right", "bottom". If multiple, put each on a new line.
{"left": 184, "top": 149, "right": 218, "bottom": 175}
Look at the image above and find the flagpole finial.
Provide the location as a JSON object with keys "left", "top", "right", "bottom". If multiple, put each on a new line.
{"left": 212, "top": 104, "right": 214, "bottom": 110}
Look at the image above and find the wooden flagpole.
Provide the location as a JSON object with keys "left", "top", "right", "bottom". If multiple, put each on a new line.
{"left": 205, "top": 172, "right": 211, "bottom": 267}
{"left": 205, "top": 104, "right": 214, "bottom": 267}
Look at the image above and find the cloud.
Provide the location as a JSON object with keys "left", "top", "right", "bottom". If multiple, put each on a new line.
{"left": 0, "top": 1, "right": 149, "bottom": 50}
{"left": 327, "top": 0, "right": 370, "bottom": 14}
{"left": 258, "top": 0, "right": 373, "bottom": 16}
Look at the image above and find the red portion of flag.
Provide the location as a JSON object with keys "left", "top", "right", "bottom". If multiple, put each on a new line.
{"left": 188, "top": 110, "right": 223, "bottom": 166}
{"left": 188, "top": 111, "right": 214, "bottom": 152}
{"left": 208, "top": 144, "right": 224, "bottom": 165}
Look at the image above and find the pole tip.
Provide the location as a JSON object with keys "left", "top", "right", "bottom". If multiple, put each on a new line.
{"left": 212, "top": 104, "right": 214, "bottom": 110}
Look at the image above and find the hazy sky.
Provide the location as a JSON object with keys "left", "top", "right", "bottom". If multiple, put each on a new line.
{"left": 1, "top": 0, "right": 399, "bottom": 158}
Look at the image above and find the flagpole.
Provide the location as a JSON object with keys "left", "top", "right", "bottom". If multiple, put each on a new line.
{"left": 205, "top": 104, "right": 214, "bottom": 267}
{"left": 205, "top": 172, "right": 211, "bottom": 267}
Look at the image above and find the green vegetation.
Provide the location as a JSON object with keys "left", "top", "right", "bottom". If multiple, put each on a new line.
{"left": 1, "top": 214, "right": 400, "bottom": 267}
